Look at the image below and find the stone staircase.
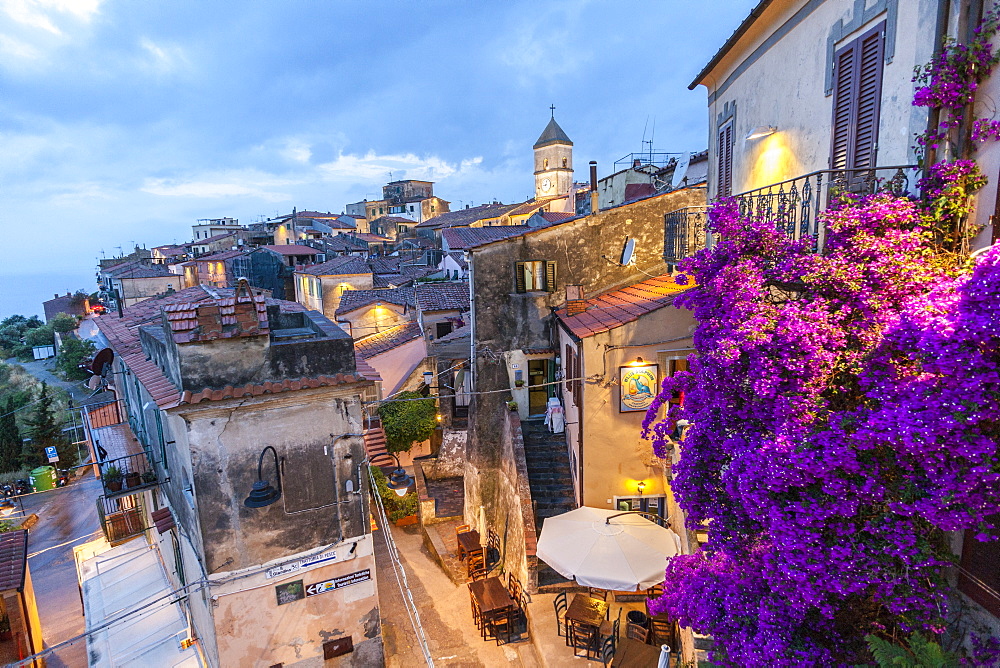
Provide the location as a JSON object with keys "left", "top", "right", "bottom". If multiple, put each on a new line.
{"left": 520, "top": 419, "right": 577, "bottom": 589}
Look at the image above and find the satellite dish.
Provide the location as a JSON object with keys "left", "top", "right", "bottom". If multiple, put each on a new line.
{"left": 87, "top": 375, "right": 102, "bottom": 391}
{"left": 91, "top": 348, "right": 114, "bottom": 377}
{"left": 620, "top": 238, "right": 636, "bottom": 266}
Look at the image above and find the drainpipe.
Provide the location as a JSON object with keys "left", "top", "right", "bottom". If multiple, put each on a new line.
{"left": 468, "top": 250, "right": 476, "bottom": 393}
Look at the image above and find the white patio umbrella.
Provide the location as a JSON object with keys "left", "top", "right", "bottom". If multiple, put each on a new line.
{"left": 535, "top": 506, "right": 679, "bottom": 591}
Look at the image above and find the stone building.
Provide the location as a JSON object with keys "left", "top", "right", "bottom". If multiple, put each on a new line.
{"left": 81, "top": 283, "right": 383, "bottom": 667}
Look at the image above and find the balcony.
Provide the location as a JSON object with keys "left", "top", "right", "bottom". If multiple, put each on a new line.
{"left": 663, "top": 206, "right": 709, "bottom": 264}
{"left": 733, "top": 165, "right": 919, "bottom": 251}
{"left": 96, "top": 493, "right": 148, "bottom": 545}
{"left": 83, "top": 403, "right": 161, "bottom": 500}
{"left": 99, "top": 452, "right": 159, "bottom": 499}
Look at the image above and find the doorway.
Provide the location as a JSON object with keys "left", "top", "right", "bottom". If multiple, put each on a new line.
{"left": 527, "top": 359, "right": 553, "bottom": 416}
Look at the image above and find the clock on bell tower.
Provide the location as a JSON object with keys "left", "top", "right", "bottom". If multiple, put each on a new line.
{"left": 533, "top": 106, "right": 573, "bottom": 202}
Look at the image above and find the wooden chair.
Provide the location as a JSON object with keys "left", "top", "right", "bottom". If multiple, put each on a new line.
{"left": 568, "top": 619, "right": 599, "bottom": 658}
{"left": 484, "top": 605, "right": 515, "bottom": 645}
{"left": 456, "top": 524, "right": 472, "bottom": 560}
{"left": 507, "top": 572, "right": 523, "bottom": 602}
{"left": 599, "top": 607, "right": 621, "bottom": 650}
{"left": 646, "top": 583, "right": 663, "bottom": 599}
{"left": 486, "top": 528, "right": 501, "bottom": 569}
{"left": 469, "top": 561, "right": 488, "bottom": 581}
{"left": 600, "top": 633, "right": 616, "bottom": 667}
{"left": 553, "top": 591, "right": 568, "bottom": 639}
{"left": 650, "top": 615, "right": 675, "bottom": 646}
{"left": 626, "top": 621, "right": 650, "bottom": 644}
{"left": 456, "top": 524, "right": 471, "bottom": 534}
{"left": 588, "top": 587, "right": 608, "bottom": 601}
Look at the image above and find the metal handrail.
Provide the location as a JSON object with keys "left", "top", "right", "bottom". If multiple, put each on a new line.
{"left": 731, "top": 164, "right": 920, "bottom": 199}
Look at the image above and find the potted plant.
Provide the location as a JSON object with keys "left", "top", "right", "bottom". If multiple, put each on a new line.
{"left": 103, "top": 465, "right": 123, "bottom": 492}
{"left": 141, "top": 471, "right": 157, "bottom": 485}
{"left": 514, "top": 379, "right": 525, "bottom": 387}
{"left": 506, "top": 400, "right": 518, "bottom": 411}
{"left": 124, "top": 471, "right": 141, "bottom": 489}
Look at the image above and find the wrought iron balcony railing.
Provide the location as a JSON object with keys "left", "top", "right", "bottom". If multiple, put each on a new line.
{"left": 99, "top": 452, "right": 159, "bottom": 499}
{"left": 663, "top": 206, "right": 709, "bottom": 264}
{"left": 97, "top": 493, "right": 148, "bottom": 545}
{"left": 733, "top": 165, "right": 920, "bottom": 251}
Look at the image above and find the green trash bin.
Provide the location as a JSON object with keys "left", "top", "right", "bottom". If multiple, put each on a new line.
{"left": 29, "top": 466, "right": 57, "bottom": 492}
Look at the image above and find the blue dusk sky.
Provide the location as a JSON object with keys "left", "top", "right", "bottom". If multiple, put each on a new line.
{"left": 0, "top": 0, "right": 756, "bottom": 318}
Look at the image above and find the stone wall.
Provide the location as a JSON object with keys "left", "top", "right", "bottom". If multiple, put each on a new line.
{"left": 463, "top": 401, "right": 538, "bottom": 592}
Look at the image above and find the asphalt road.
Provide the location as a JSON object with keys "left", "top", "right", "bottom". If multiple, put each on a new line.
{"left": 20, "top": 469, "right": 103, "bottom": 667}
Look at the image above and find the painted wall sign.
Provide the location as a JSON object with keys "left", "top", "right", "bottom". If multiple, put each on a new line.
{"left": 305, "top": 569, "right": 372, "bottom": 597}
{"left": 619, "top": 364, "right": 659, "bottom": 412}
{"left": 265, "top": 550, "right": 337, "bottom": 579}
{"left": 275, "top": 580, "right": 304, "bottom": 606}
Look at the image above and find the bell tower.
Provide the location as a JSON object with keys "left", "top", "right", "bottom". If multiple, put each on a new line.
{"left": 533, "top": 106, "right": 573, "bottom": 202}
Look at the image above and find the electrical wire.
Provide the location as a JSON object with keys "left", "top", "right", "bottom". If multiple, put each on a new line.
{"left": 361, "top": 375, "right": 590, "bottom": 406}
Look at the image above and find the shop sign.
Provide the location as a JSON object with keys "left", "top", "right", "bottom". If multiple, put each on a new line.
{"left": 306, "top": 569, "right": 372, "bottom": 597}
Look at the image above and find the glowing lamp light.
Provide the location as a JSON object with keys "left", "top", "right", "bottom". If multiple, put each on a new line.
{"left": 745, "top": 125, "right": 777, "bottom": 141}
{"left": 637, "top": 481, "right": 646, "bottom": 495}
{"left": 627, "top": 357, "right": 646, "bottom": 367}
{"left": 386, "top": 454, "right": 414, "bottom": 498}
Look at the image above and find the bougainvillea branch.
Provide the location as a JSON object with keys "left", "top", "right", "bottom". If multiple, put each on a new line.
{"left": 644, "top": 196, "right": 1000, "bottom": 665}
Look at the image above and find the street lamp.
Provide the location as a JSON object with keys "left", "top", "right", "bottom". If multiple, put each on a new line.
{"left": 244, "top": 445, "right": 282, "bottom": 508}
{"left": 385, "top": 454, "right": 413, "bottom": 498}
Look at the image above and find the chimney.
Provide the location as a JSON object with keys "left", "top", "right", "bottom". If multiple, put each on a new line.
{"left": 633, "top": 158, "right": 641, "bottom": 169}
{"left": 589, "top": 161, "right": 599, "bottom": 214}
{"left": 565, "top": 285, "right": 586, "bottom": 316}
{"left": 54, "top": 294, "right": 59, "bottom": 299}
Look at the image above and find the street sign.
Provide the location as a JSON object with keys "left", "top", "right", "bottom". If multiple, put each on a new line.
{"left": 45, "top": 446, "right": 59, "bottom": 463}
{"left": 305, "top": 569, "right": 371, "bottom": 597}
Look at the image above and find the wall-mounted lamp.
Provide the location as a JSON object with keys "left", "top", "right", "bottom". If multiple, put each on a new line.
{"left": 745, "top": 125, "right": 777, "bottom": 141}
{"left": 386, "top": 454, "right": 414, "bottom": 498}
{"left": 637, "top": 481, "right": 646, "bottom": 496}
{"left": 244, "top": 446, "right": 282, "bottom": 508}
{"left": 627, "top": 357, "right": 646, "bottom": 367}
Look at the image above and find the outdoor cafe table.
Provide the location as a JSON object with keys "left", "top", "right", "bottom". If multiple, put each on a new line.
{"left": 565, "top": 593, "right": 609, "bottom": 651}
{"left": 468, "top": 576, "right": 515, "bottom": 640}
{"left": 611, "top": 636, "right": 662, "bottom": 667}
{"left": 457, "top": 529, "right": 481, "bottom": 560}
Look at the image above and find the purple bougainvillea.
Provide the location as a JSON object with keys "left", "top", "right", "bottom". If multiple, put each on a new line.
{"left": 644, "top": 195, "right": 1000, "bottom": 665}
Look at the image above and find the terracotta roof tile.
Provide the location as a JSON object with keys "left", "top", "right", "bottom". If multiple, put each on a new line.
{"left": 414, "top": 283, "right": 470, "bottom": 312}
{"left": 354, "top": 322, "right": 424, "bottom": 360}
{"left": 336, "top": 287, "right": 415, "bottom": 316}
{"left": 555, "top": 274, "right": 690, "bottom": 339}
{"left": 0, "top": 530, "right": 28, "bottom": 592}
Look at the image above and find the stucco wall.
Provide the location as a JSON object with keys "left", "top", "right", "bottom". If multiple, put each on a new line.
{"left": 320, "top": 275, "right": 374, "bottom": 321}
{"left": 119, "top": 275, "right": 185, "bottom": 307}
{"left": 558, "top": 303, "right": 695, "bottom": 509}
{"left": 364, "top": 336, "right": 428, "bottom": 397}
{"left": 211, "top": 538, "right": 381, "bottom": 668}
{"left": 177, "top": 387, "right": 368, "bottom": 573}
{"left": 701, "top": 0, "right": 937, "bottom": 197}
{"left": 340, "top": 303, "right": 410, "bottom": 339}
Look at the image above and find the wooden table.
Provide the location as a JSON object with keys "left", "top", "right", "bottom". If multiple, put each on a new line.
{"left": 457, "top": 529, "right": 481, "bottom": 560}
{"left": 468, "top": 576, "right": 515, "bottom": 642}
{"left": 612, "top": 636, "right": 663, "bottom": 667}
{"left": 468, "top": 576, "right": 513, "bottom": 614}
{"left": 565, "top": 594, "right": 609, "bottom": 657}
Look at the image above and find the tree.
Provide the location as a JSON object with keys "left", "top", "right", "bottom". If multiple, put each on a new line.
{"left": 55, "top": 338, "right": 95, "bottom": 381}
{"left": 23, "top": 325, "right": 54, "bottom": 349}
{"left": 0, "top": 397, "right": 20, "bottom": 472}
{"left": 378, "top": 391, "right": 437, "bottom": 454}
{"left": 21, "top": 382, "right": 64, "bottom": 468}
{"left": 49, "top": 313, "right": 77, "bottom": 333}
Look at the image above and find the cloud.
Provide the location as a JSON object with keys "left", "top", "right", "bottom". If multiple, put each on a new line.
{"left": 139, "top": 37, "right": 189, "bottom": 74}
{"left": 141, "top": 174, "right": 294, "bottom": 202}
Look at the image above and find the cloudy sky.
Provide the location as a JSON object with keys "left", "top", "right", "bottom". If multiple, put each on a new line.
{"left": 0, "top": 0, "right": 756, "bottom": 318}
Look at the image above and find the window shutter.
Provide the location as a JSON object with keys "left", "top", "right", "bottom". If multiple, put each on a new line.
{"left": 565, "top": 344, "right": 573, "bottom": 394}
{"left": 958, "top": 526, "right": 1000, "bottom": 617}
{"left": 573, "top": 347, "right": 582, "bottom": 398}
{"left": 830, "top": 41, "right": 856, "bottom": 172}
{"left": 830, "top": 22, "right": 884, "bottom": 172}
{"left": 514, "top": 262, "right": 526, "bottom": 293}
{"left": 717, "top": 122, "right": 733, "bottom": 198}
{"left": 545, "top": 261, "right": 557, "bottom": 292}
{"left": 853, "top": 25, "right": 884, "bottom": 170}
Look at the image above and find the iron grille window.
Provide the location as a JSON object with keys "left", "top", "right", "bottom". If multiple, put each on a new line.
{"left": 830, "top": 22, "right": 885, "bottom": 175}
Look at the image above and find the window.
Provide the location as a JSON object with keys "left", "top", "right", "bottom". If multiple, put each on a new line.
{"left": 436, "top": 322, "right": 453, "bottom": 339}
{"left": 614, "top": 496, "right": 667, "bottom": 526}
{"left": 717, "top": 120, "right": 733, "bottom": 198}
{"left": 562, "top": 157, "right": 567, "bottom": 168}
{"left": 514, "top": 260, "right": 556, "bottom": 293}
{"left": 830, "top": 22, "right": 885, "bottom": 175}
{"left": 409, "top": 205, "right": 415, "bottom": 212}
{"left": 543, "top": 158, "right": 549, "bottom": 169}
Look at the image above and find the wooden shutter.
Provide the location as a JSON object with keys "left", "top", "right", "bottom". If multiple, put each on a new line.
{"left": 544, "top": 261, "right": 557, "bottom": 292}
{"left": 958, "top": 525, "right": 1000, "bottom": 617}
{"left": 573, "top": 347, "right": 582, "bottom": 398}
{"left": 565, "top": 344, "right": 573, "bottom": 394}
{"left": 830, "top": 22, "right": 884, "bottom": 172}
{"left": 717, "top": 121, "right": 733, "bottom": 197}
{"left": 514, "top": 262, "right": 526, "bottom": 293}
